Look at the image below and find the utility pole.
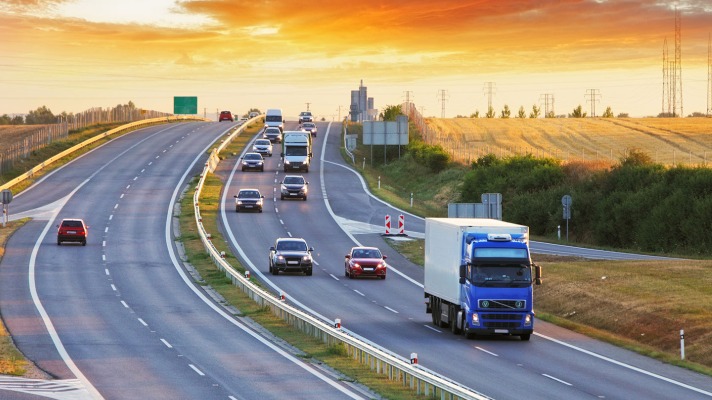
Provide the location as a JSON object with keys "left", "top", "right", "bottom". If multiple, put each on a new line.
{"left": 585, "top": 89, "right": 601, "bottom": 117}
{"left": 437, "top": 90, "right": 449, "bottom": 118}
{"left": 708, "top": 33, "right": 711, "bottom": 117}
{"left": 305, "top": 102, "right": 311, "bottom": 111}
{"left": 483, "top": 82, "right": 496, "bottom": 113}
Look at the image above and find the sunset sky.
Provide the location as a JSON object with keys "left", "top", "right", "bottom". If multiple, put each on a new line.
{"left": 2, "top": 0, "right": 712, "bottom": 120}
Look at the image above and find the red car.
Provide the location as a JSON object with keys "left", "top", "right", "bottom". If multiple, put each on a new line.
{"left": 219, "top": 110, "right": 234, "bottom": 122}
{"left": 344, "top": 247, "right": 387, "bottom": 279}
{"left": 57, "top": 218, "right": 88, "bottom": 246}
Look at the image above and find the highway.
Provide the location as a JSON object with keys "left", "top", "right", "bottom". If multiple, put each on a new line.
{"left": 220, "top": 120, "right": 712, "bottom": 400}
{"left": 0, "top": 121, "right": 369, "bottom": 400}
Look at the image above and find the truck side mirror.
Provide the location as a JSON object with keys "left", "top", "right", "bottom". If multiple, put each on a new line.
{"left": 534, "top": 264, "right": 543, "bottom": 285}
{"left": 459, "top": 264, "right": 467, "bottom": 279}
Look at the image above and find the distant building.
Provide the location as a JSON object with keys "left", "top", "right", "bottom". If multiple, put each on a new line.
{"left": 349, "top": 80, "right": 377, "bottom": 122}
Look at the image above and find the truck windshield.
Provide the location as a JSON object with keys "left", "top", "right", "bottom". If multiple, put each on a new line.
{"left": 285, "top": 147, "right": 308, "bottom": 156}
{"left": 266, "top": 115, "right": 282, "bottom": 122}
{"left": 470, "top": 264, "right": 531, "bottom": 287}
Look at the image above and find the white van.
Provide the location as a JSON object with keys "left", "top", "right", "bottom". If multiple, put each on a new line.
{"left": 265, "top": 109, "right": 284, "bottom": 132}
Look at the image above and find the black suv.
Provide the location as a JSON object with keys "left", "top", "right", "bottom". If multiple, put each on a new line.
{"left": 269, "top": 238, "right": 314, "bottom": 276}
{"left": 280, "top": 175, "right": 308, "bottom": 200}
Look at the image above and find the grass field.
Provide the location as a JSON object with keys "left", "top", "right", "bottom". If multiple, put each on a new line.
{"left": 425, "top": 117, "right": 712, "bottom": 165}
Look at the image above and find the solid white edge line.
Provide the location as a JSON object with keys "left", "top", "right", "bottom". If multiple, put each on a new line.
{"left": 536, "top": 332, "right": 712, "bottom": 396}
{"left": 174, "top": 128, "right": 366, "bottom": 400}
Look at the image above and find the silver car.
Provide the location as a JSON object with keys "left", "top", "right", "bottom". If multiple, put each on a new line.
{"left": 252, "top": 139, "right": 273, "bottom": 157}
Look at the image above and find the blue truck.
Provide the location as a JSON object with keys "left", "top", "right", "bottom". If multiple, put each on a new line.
{"left": 424, "top": 218, "right": 542, "bottom": 341}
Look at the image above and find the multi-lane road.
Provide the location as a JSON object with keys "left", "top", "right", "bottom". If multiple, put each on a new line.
{"left": 1, "top": 119, "right": 711, "bottom": 399}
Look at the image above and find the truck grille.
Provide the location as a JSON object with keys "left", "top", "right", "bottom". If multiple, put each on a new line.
{"left": 479, "top": 299, "right": 526, "bottom": 309}
{"left": 481, "top": 313, "right": 522, "bottom": 329}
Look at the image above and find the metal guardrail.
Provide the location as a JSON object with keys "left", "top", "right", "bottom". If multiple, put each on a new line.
{"left": 0, "top": 115, "right": 208, "bottom": 191}
{"left": 343, "top": 118, "right": 356, "bottom": 165}
{"left": 192, "top": 118, "right": 489, "bottom": 400}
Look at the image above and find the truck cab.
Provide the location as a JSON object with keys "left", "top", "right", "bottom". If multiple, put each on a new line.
{"left": 281, "top": 131, "right": 312, "bottom": 172}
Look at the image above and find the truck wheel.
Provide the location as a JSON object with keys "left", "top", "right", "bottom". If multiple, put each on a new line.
{"left": 520, "top": 334, "right": 531, "bottom": 341}
{"left": 450, "top": 307, "right": 461, "bottom": 334}
{"left": 463, "top": 324, "right": 476, "bottom": 340}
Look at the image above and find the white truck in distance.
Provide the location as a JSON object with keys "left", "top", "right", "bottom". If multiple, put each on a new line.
{"left": 424, "top": 218, "right": 542, "bottom": 341}
{"left": 281, "top": 131, "right": 312, "bottom": 172}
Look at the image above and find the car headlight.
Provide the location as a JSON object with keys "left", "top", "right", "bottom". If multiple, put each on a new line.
{"left": 284, "top": 159, "right": 290, "bottom": 165}
{"left": 236, "top": 200, "right": 243, "bottom": 205}
{"left": 302, "top": 255, "right": 312, "bottom": 262}
{"left": 242, "top": 161, "right": 249, "bottom": 165}
{"left": 257, "top": 199, "right": 263, "bottom": 205}
{"left": 277, "top": 255, "right": 284, "bottom": 262}
{"left": 353, "top": 263, "right": 360, "bottom": 269}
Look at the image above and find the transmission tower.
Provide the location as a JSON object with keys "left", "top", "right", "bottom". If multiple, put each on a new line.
{"left": 673, "top": 6, "right": 683, "bottom": 117}
{"left": 403, "top": 90, "right": 414, "bottom": 114}
{"left": 585, "top": 89, "right": 601, "bottom": 117}
{"left": 483, "top": 82, "right": 496, "bottom": 113}
{"left": 540, "top": 94, "right": 555, "bottom": 117}
{"left": 437, "top": 89, "right": 449, "bottom": 118}
{"left": 663, "top": 38, "right": 670, "bottom": 116}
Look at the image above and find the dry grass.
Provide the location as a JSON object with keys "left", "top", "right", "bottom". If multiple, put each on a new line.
{"left": 427, "top": 117, "right": 712, "bottom": 165}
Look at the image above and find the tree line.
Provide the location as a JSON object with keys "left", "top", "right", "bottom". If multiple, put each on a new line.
{"left": 1, "top": 102, "right": 139, "bottom": 125}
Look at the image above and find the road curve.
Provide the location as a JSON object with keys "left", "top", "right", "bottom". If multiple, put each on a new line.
{"left": 0, "top": 122, "right": 368, "bottom": 400}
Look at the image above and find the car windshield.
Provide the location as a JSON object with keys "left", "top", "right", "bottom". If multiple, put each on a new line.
{"left": 239, "top": 191, "right": 260, "bottom": 198}
{"left": 353, "top": 249, "right": 381, "bottom": 258}
{"left": 277, "top": 241, "right": 307, "bottom": 251}
{"left": 255, "top": 140, "right": 270, "bottom": 146}
{"left": 304, "top": 123, "right": 314, "bottom": 128}
{"left": 266, "top": 129, "right": 279, "bottom": 134}
{"left": 283, "top": 177, "right": 304, "bottom": 184}
{"left": 244, "top": 154, "right": 262, "bottom": 160}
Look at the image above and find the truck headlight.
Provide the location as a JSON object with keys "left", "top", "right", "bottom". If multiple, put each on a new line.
{"left": 471, "top": 313, "right": 480, "bottom": 326}
{"left": 524, "top": 314, "right": 532, "bottom": 326}
{"left": 284, "top": 159, "right": 290, "bottom": 165}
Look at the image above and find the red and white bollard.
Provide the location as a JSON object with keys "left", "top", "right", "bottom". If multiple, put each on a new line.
{"left": 410, "top": 352, "right": 418, "bottom": 364}
{"left": 334, "top": 318, "right": 341, "bottom": 329}
{"left": 220, "top": 251, "right": 225, "bottom": 258}
{"left": 398, "top": 214, "right": 405, "bottom": 235}
{"left": 279, "top": 291, "right": 286, "bottom": 301}
{"left": 385, "top": 214, "right": 391, "bottom": 235}
{"left": 244, "top": 270, "right": 250, "bottom": 279}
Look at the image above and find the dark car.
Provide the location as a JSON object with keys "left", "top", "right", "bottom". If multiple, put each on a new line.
{"left": 219, "top": 111, "right": 234, "bottom": 122}
{"left": 280, "top": 175, "right": 308, "bottom": 200}
{"left": 298, "top": 111, "right": 313, "bottom": 124}
{"left": 234, "top": 189, "right": 264, "bottom": 212}
{"left": 241, "top": 152, "right": 265, "bottom": 172}
{"left": 345, "top": 247, "right": 387, "bottom": 279}
{"left": 57, "top": 218, "right": 88, "bottom": 246}
{"left": 269, "top": 238, "right": 314, "bottom": 276}
{"left": 263, "top": 127, "right": 282, "bottom": 143}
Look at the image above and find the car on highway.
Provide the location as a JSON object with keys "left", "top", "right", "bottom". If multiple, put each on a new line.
{"left": 241, "top": 152, "right": 265, "bottom": 172}
{"left": 280, "top": 175, "right": 308, "bottom": 200}
{"left": 301, "top": 122, "right": 317, "bottom": 137}
{"left": 298, "top": 111, "right": 313, "bottom": 123}
{"left": 249, "top": 111, "right": 260, "bottom": 119}
{"left": 57, "top": 218, "right": 88, "bottom": 246}
{"left": 233, "top": 189, "right": 264, "bottom": 212}
{"left": 344, "top": 247, "right": 387, "bottom": 279}
{"left": 269, "top": 237, "right": 314, "bottom": 276}
{"left": 262, "top": 126, "right": 282, "bottom": 143}
{"left": 252, "top": 139, "right": 273, "bottom": 157}
{"left": 219, "top": 110, "right": 234, "bottom": 122}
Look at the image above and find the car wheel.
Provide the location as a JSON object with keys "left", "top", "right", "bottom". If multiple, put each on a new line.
{"left": 303, "top": 195, "right": 307, "bottom": 201}
{"left": 380, "top": 275, "right": 386, "bottom": 280}
{"left": 520, "top": 334, "right": 531, "bottom": 341}
{"left": 236, "top": 207, "right": 239, "bottom": 212}
{"left": 57, "top": 240, "right": 61, "bottom": 246}
{"left": 82, "top": 240, "right": 87, "bottom": 246}
{"left": 260, "top": 166, "right": 264, "bottom": 172}
{"left": 344, "top": 267, "right": 349, "bottom": 277}
{"left": 241, "top": 167, "right": 245, "bottom": 172}
{"left": 259, "top": 208, "right": 263, "bottom": 213}
{"left": 280, "top": 195, "right": 284, "bottom": 200}
{"left": 305, "top": 268, "right": 312, "bottom": 276}
{"left": 305, "top": 166, "right": 309, "bottom": 172}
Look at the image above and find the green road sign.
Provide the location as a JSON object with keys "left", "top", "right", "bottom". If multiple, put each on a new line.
{"left": 174, "top": 96, "right": 198, "bottom": 114}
